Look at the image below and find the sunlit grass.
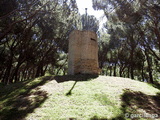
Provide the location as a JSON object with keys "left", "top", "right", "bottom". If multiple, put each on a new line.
{"left": 0, "top": 76, "right": 159, "bottom": 120}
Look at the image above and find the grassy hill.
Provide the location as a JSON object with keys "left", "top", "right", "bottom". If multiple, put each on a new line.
{"left": 0, "top": 75, "right": 160, "bottom": 120}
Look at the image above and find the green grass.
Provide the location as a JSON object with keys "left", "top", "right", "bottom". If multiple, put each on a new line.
{"left": 0, "top": 75, "right": 160, "bottom": 120}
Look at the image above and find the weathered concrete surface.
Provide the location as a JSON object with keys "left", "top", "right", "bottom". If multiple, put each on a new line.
{"left": 68, "top": 30, "right": 100, "bottom": 75}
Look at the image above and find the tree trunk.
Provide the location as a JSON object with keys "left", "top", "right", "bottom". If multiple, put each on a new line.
{"left": 119, "top": 67, "right": 122, "bottom": 77}
{"left": 11, "top": 62, "right": 23, "bottom": 83}
{"left": 119, "top": 64, "right": 126, "bottom": 77}
{"left": 2, "top": 55, "right": 13, "bottom": 84}
{"left": 130, "top": 49, "right": 134, "bottom": 79}
{"left": 141, "top": 61, "right": 145, "bottom": 81}
{"left": 35, "top": 66, "right": 40, "bottom": 77}
{"left": 113, "top": 63, "right": 117, "bottom": 76}
{"left": 109, "top": 66, "right": 112, "bottom": 76}
{"left": 42, "top": 65, "right": 48, "bottom": 76}
{"left": 130, "top": 66, "right": 134, "bottom": 79}
{"left": 127, "top": 67, "right": 130, "bottom": 78}
{"left": 35, "top": 62, "right": 43, "bottom": 77}
{"left": 145, "top": 50, "right": 154, "bottom": 83}
{"left": 0, "top": 70, "right": 4, "bottom": 82}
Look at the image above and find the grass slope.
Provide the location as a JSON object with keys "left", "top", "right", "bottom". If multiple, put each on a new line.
{"left": 0, "top": 75, "right": 160, "bottom": 120}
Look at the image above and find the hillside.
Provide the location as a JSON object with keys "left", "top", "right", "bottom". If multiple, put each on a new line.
{"left": 0, "top": 75, "right": 160, "bottom": 120}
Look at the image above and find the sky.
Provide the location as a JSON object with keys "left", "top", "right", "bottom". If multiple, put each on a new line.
{"left": 76, "top": 0, "right": 107, "bottom": 28}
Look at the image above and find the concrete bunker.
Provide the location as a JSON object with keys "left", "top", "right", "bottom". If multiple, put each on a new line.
{"left": 68, "top": 30, "right": 100, "bottom": 75}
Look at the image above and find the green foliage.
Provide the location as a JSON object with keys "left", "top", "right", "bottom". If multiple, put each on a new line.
{"left": 94, "top": 0, "right": 160, "bottom": 82}
{"left": 81, "top": 14, "right": 99, "bottom": 32}
{"left": 0, "top": 0, "right": 80, "bottom": 84}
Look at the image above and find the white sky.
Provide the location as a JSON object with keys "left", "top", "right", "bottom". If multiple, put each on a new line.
{"left": 76, "top": 0, "right": 107, "bottom": 28}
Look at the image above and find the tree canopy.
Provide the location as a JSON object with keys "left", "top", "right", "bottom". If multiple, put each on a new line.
{"left": 93, "top": 0, "right": 160, "bottom": 83}
{"left": 0, "top": 0, "right": 159, "bottom": 84}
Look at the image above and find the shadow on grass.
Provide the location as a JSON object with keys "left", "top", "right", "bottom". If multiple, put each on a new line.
{"left": 66, "top": 81, "right": 78, "bottom": 96}
{"left": 26, "top": 74, "right": 98, "bottom": 96}
{"left": 150, "top": 81, "right": 160, "bottom": 90}
{"left": 0, "top": 77, "right": 51, "bottom": 120}
{"left": 90, "top": 89, "right": 160, "bottom": 120}
{"left": 54, "top": 74, "right": 98, "bottom": 83}
{"left": 54, "top": 74, "right": 98, "bottom": 96}
{"left": 113, "top": 89, "right": 160, "bottom": 120}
